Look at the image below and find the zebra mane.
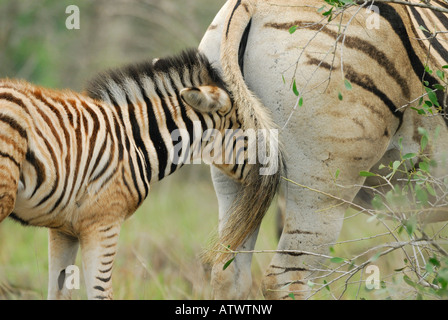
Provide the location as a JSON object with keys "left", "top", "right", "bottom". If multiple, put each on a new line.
{"left": 85, "top": 48, "right": 225, "bottom": 102}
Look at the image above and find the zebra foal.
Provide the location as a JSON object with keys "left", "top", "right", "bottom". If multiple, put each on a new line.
{"left": 0, "top": 49, "right": 281, "bottom": 299}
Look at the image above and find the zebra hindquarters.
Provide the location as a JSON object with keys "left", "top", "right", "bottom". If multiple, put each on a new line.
{"left": 0, "top": 104, "right": 28, "bottom": 223}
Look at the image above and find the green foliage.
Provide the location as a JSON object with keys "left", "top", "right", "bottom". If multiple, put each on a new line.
{"left": 223, "top": 257, "right": 235, "bottom": 271}
{"left": 359, "top": 171, "right": 377, "bottom": 177}
{"left": 411, "top": 65, "right": 447, "bottom": 116}
{"left": 337, "top": 79, "right": 353, "bottom": 101}
{"left": 307, "top": 122, "right": 448, "bottom": 300}
{"left": 330, "top": 257, "right": 345, "bottom": 264}
{"left": 289, "top": 25, "right": 298, "bottom": 34}
{"left": 401, "top": 257, "right": 448, "bottom": 298}
{"left": 292, "top": 79, "right": 299, "bottom": 96}
{"left": 344, "top": 79, "right": 353, "bottom": 90}
{"left": 318, "top": 0, "right": 355, "bottom": 21}
{"left": 322, "top": 7, "right": 335, "bottom": 21}
{"left": 369, "top": 130, "right": 438, "bottom": 214}
{"left": 325, "top": 0, "right": 355, "bottom": 6}
{"left": 291, "top": 79, "right": 304, "bottom": 107}
{"left": 358, "top": 128, "right": 448, "bottom": 299}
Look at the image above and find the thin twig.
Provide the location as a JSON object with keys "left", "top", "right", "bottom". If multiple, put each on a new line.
{"left": 354, "top": 0, "right": 448, "bottom": 14}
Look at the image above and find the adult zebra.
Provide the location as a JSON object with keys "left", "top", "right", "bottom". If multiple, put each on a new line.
{"left": 200, "top": 0, "right": 448, "bottom": 299}
{"left": 0, "top": 49, "right": 283, "bottom": 299}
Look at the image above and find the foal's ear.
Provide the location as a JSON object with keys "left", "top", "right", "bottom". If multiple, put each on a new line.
{"left": 180, "top": 86, "right": 231, "bottom": 114}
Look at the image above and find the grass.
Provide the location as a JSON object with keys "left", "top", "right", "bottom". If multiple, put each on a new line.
{"left": 1, "top": 165, "right": 447, "bottom": 300}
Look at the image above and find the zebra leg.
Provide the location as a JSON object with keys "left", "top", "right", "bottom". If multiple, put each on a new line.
{"left": 211, "top": 231, "right": 259, "bottom": 300}
{"left": 275, "top": 186, "right": 286, "bottom": 240}
{"left": 80, "top": 222, "right": 121, "bottom": 300}
{"left": 210, "top": 166, "right": 256, "bottom": 300}
{"left": 47, "top": 229, "right": 79, "bottom": 300}
{"left": 261, "top": 181, "right": 347, "bottom": 300}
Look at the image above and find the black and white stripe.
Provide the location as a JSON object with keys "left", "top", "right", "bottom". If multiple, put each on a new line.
{"left": 0, "top": 49, "right": 237, "bottom": 228}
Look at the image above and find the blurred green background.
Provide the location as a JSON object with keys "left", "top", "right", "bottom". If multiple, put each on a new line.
{"left": 0, "top": 0, "right": 225, "bottom": 90}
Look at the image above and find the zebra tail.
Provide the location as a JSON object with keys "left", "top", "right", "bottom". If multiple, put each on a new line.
{"left": 204, "top": 0, "right": 287, "bottom": 264}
